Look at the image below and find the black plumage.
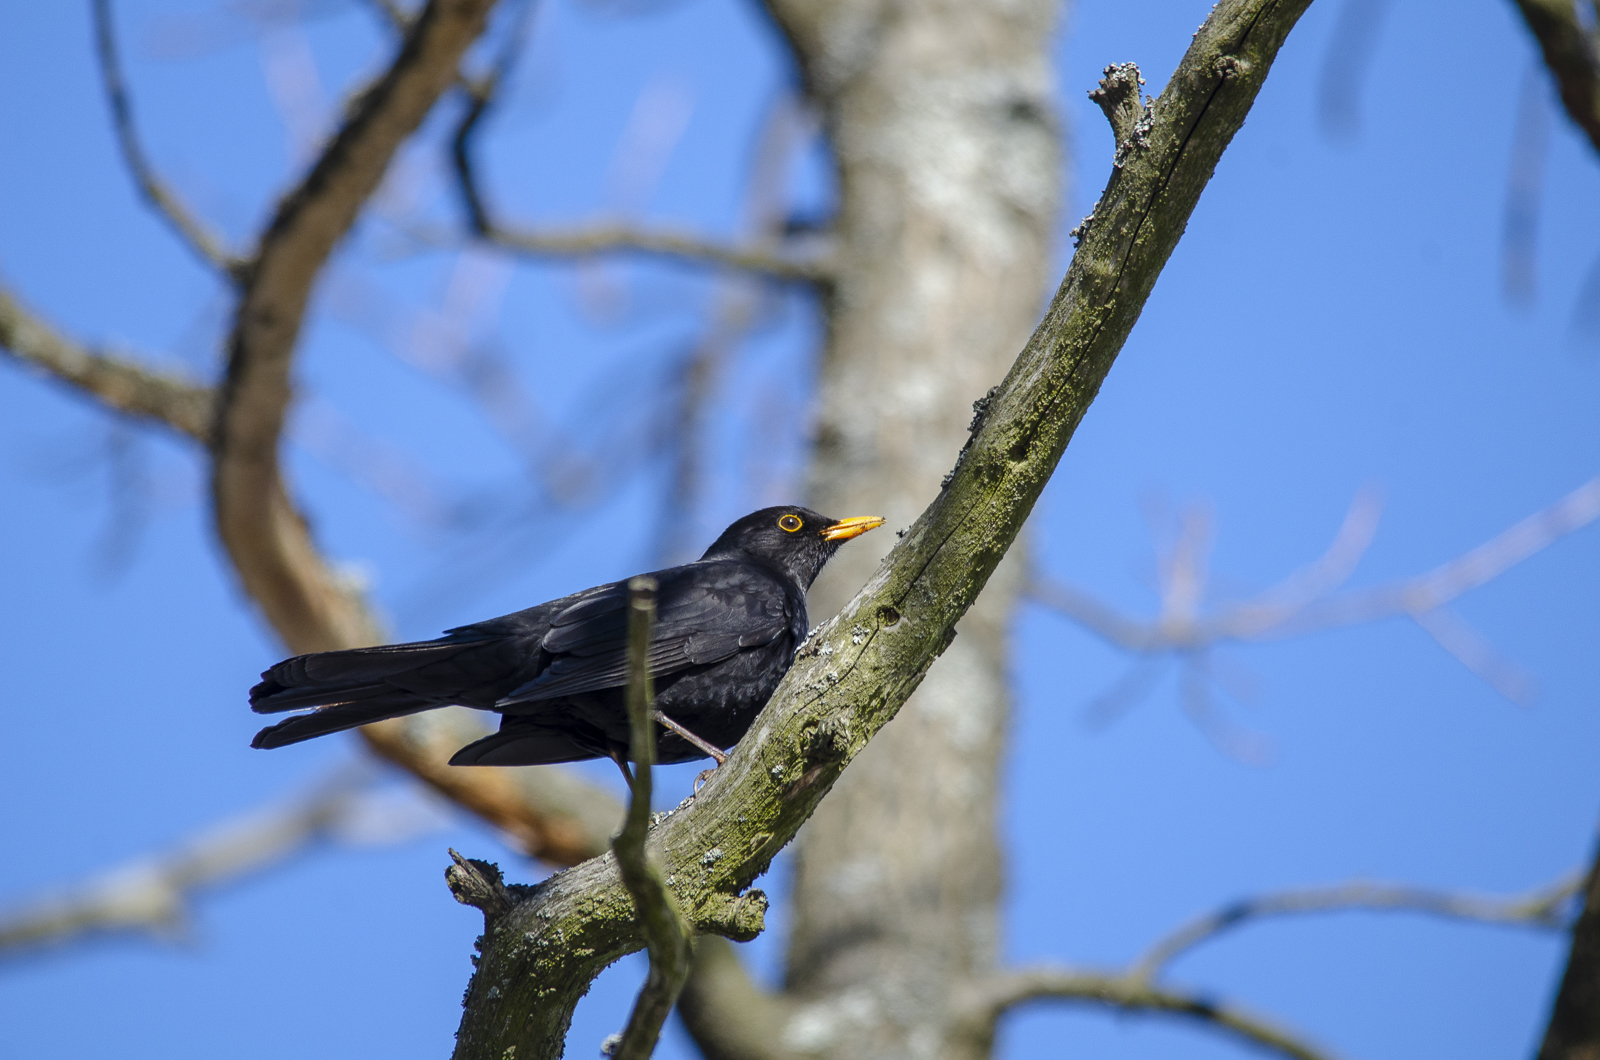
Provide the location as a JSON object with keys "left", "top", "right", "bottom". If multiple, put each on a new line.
{"left": 249, "top": 506, "right": 883, "bottom": 770}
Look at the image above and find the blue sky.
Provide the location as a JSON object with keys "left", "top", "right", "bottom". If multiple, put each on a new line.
{"left": 2, "top": 1, "right": 1597, "bottom": 1058}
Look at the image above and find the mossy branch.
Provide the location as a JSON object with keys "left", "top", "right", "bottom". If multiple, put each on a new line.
{"left": 449, "top": 2, "right": 1315, "bottom": 1057}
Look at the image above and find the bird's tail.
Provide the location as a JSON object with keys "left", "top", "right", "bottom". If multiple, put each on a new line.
{"left": 251, "top": 698, "right": 436, "bottom": 749}
{"left": 249, "top": 639, "right": 473, "bottom": 749}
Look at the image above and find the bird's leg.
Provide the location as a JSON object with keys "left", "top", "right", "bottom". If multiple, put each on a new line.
{"left": 608, "top": 746, "right": 636, "bottom": 787}
{"left": 650, "top": 709, "right": 728, "bottom": 765}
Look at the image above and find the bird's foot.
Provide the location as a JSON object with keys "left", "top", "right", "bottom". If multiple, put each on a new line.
{"left": 693, "top": 768, "right": 718, "bottom": 794}
{"left": 651, "top": 709, "right": 728, "bottom": 764}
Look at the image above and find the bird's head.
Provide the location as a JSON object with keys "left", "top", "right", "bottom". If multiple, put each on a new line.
{"left": 700, "top": 506, "right": 885, "bottom": 589}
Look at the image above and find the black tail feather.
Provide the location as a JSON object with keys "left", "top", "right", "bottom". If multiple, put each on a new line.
{"left": 251, "top": 698, "right": 436, "bottom": 749}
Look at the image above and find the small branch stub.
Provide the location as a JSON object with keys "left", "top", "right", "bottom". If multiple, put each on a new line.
{"left": 1089, "top": 62, "right": 1149, "bottom": 160}
{"left": 446, "top": 849, "right": 520, "bottom": 927}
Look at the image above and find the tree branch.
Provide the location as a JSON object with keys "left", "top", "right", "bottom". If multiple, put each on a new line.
{"left": 211, "top": 0, "right": 499, "bottom": 658}
{"left": 606, "top": 577, "right": 693, "bottom": 1060}
{"left": 477, "top": 224, "right": 834, "bottom": 283}
{"left": 445, "top": 16, "right": 831, "bottom": 284}
{"left": 0, "top": 768, "right": 386, "bottom": 956}
{"left": 1028, "top": 476, "right": 1600, "bottom": 704}
{"left": 1537, "top": 835, "right": 1600, "bottom": 1060}
{"left": 91, "top": 0, "right": 246, "bottom": 280}
{"left": 1511, "top": 0, "right": 1600, "bottom": 156}
{"left": 0, "top": 285, "right": 213, "bottom": 442}
{"left": 1130, "top": 873, "right": 1581, "bottom": 983}
{"left": 676, "top": 937, "right": 800, "bottom": 1060}
{"left": 450, "top": 3, "right": 1317, "bottom": 1056}
{"left": 959, "top": 967, "right": 1338, "bottom": 1060}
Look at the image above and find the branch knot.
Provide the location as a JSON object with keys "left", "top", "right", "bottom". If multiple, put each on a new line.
{"left": 446, "top": 849, "right": 520, "bottom": 927}
{"left": 1088, "top": 62, "right": 1150, "bottom": 166}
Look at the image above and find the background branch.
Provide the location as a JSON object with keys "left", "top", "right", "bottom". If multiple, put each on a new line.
{"left": 91, "top": 0, "right": 245, "bottom": 279}
{"left": 0, "top": 767, "right": 396, "bottom": 956}
{"left": 1130, "top": 873, "right": 1582, "bottom": 982}
{"left": 1029, "top": 476, "right": 1600, "bottom": 705}
{"left": 0, "top": 286, "right": 213, "bottom": 442}
{"left": 477, "top": 224, "right": 833, "bottom": 283}
{"left": 962, "top": 967, "right": 1337, "bottom": 1060}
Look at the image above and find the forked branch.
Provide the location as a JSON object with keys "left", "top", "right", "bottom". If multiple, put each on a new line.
{"left": 1130, "top": 872, "right": 1581, "bottom": 982}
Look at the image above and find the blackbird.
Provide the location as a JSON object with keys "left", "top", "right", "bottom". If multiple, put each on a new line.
{"left": 249, "top": 506, "right": 883, "bottom": 774}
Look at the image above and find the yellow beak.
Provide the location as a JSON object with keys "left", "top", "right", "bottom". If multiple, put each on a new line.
{"left": 821, "top": 515, "right": 886, "bottom": 542}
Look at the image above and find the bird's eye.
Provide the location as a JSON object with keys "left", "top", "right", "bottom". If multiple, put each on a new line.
{"left": 778, "top": 514, "right": 803, "bottom": 532}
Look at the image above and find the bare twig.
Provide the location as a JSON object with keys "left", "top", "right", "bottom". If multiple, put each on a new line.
{"left": 962, "top": 966, "right": 1338, "bottom": 1060}
{"left": 1130, "top": 873, "right": 1582, "bottom": 982}
{"left": 480, "top": 223, "right": 833, "bottom": 283}
{"left": 1029, "top": 477, "right": 1600, "bottom": 704}
{"left": 0, "top": 767, "right": 417, "bottom": 956}
{"left": 1511, "top": 0, "right": 1600, "bottom": 157}
{"left": 91, "top": 0, "right": 246, "bottom": 279}
{"left": 609, "top": 576, "right": 693, "bottom": 1060}
{"left": 0, "top": 286, "right": 214, "bottom": 442}
{"left": 449, "top": 0, "right": 538, "bottom": 234}
{"left": 445, "top": 28, "right": 829, "bottom": 284}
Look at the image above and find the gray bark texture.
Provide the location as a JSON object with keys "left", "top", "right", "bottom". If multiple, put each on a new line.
{"left": 449, "top": 2, "right": 1314, "bottom": 1056}
{"left": 768, "top": 2, "right": 1059, "bottom": 1058}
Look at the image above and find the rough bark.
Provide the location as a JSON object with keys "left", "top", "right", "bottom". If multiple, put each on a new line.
{"left": 764, "top": 1, "right": 1059, "bottom": 1057}
{"left": 450, "top": 4, "right": 1315, "bottom": 1056}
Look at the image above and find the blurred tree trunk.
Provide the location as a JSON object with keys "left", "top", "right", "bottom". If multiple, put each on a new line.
{"left": 771, "top": 2, "right": 1061, "bottom": 1057}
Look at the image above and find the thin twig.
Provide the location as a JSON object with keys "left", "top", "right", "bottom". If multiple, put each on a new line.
{"left": 91, "top": 0, "right": 246, "bottom": 280}
{"left": 0, "top": 285, "right": 214, "bottom": 442}
{"left": 480, "top": 223, "right": 833, "bottom": 283}
{"left": 0, "top": 767, "right": 408, "bottom": 956}
{"left": 1129, "top": 873, "right": 1583, "bottom": 982}
{"left": 1028, "top": 477, "right": 1600, "bottom": 704}
{"left": 609, "top": 576, "right": 693, "bottom": 1060}
{"left": 963, "top": 966, "right": 1338, "bottom": 1060}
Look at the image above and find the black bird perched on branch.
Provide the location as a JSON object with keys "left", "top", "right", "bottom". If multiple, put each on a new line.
{"left": 250, "top": 507, "right": 883, "bottom": 775}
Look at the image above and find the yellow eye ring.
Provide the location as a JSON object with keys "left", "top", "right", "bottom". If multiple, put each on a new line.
{"left": 778, "top": 514, "right": 803, "bottom": 533}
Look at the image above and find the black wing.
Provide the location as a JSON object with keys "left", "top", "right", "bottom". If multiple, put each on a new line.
{"left": 496, "top": 561, "right": 791, "bottom": 707}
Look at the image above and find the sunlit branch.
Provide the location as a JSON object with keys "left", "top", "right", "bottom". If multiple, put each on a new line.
{"left": 1028, "top": 477, "right": 1600, "bottom": 704}
{"left": 479, "top": 223, "right": 833, "bottom": 283}
{"left": 0, "top": 767, "right": 418, "bottom": 956}
{"left": 91, "top": 0, "right": 246, "bottom": 280}
{"left": 1129, "top": 873, "right": 1582, "bottom": 982}
{"left": 964, "top": 966, "right": 1338, "bottom": 1060}
{"left": 0, "top": 286, "right": 213, "bottom": 442}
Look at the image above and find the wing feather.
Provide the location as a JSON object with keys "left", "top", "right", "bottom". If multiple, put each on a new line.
{"left": 497, "top": 562, "right": 790, "bottom": 706}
